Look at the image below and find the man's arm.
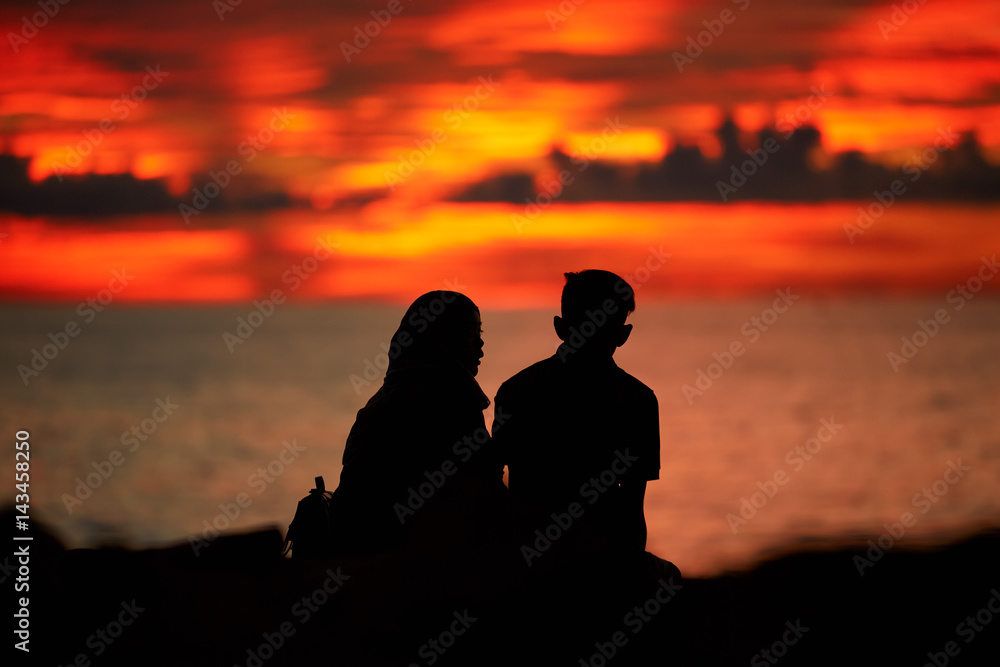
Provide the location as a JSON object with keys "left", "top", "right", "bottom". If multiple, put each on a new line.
{"left": 619, "top": 387, "right": 659, "bottom": 551}
{"left": 618, "top": 480, "right": 648, "bottom": 551}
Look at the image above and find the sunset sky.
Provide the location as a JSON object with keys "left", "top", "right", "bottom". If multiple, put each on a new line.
{"left": 1, "top": 0, "right": 999, "bottom": 304}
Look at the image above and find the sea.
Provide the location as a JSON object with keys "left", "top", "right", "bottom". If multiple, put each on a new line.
{"left": 3, "top": 296, "right": 999, "bottom": 577}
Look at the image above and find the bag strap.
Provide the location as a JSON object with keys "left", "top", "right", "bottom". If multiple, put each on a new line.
{"left": 281, "top": 476, "right": 329, "bottom": 557}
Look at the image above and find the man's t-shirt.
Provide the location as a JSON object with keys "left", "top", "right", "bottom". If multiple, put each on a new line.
{"left": 492, "top": 349, "right": 660, "bottom": 562}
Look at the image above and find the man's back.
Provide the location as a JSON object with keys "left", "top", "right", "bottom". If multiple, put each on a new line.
{"left": 493, "top": 348, "right": 659, "bottom": 563}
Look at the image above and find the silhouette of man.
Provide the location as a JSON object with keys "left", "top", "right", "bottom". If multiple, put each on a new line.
{"left": 491, "top": 270, "right": 676, "bottom": 662}
{"left": 493, "top": 270, "right": 659, "bottom": 570}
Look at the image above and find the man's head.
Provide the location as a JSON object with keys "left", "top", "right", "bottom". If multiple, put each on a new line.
{"left": 554, "top": 270, "right": 635, "bottom": 356}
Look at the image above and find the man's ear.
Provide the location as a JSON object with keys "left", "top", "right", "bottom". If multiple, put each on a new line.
{"left": 614, "top": 323, "right": 633, "bottom": 348}
{"left": 553, "top": 315, "right": 567, "bottom": 341}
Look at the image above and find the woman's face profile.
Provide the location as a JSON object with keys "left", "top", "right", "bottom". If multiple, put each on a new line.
{"left": 456, "top": 308, "right": 484, "bottom": 376}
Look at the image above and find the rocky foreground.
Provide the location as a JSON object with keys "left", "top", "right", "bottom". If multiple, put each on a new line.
{"left": 14, "top": 514, "right": 1000, "bottom": 667}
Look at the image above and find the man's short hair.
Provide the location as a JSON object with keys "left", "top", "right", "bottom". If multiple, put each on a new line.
{"left": 561, "top": 270, "right": 635, "bottom": 328}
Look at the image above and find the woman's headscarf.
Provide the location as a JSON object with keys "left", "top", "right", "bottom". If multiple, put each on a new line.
{"left": 385, "top": 290, "right": 480, "bottom": 374}
{"left": 336, "top": 291, "right": 501, "bottom": 557}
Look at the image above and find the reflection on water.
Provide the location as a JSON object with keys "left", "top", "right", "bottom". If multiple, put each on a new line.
{"left": 2, "top": 299, "right": 998, "bottom": 577}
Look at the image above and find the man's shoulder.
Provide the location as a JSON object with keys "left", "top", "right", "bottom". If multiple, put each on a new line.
{"left": 497, "top": 355, "right": 562, "bottom": 390}
{"left": 497, "top": 355, "right": 657, "bottom": 405}
{"left": 611, "top": 366, "right": 658, "bottom": 406}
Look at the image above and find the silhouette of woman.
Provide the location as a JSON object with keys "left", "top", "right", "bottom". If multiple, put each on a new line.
{"left": 330, "top": 291, "right": 506, "bottom": 558}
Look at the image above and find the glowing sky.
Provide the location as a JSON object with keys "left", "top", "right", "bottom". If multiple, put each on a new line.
{"left": 2, "top": 0, "right": 999, "bottom": 197}
{"left": 1, "top": 0, "right": 999, "bottom": 304}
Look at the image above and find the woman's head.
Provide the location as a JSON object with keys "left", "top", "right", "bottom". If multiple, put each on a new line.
{"left": 388, "top": 291, "right": 484, "bottom": 376}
